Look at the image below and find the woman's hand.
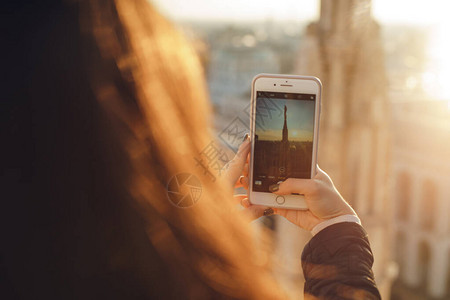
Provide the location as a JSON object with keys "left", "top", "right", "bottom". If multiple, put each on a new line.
{"left": 272, "top": 167, "right": 357, "bottom": 231}
{"left": 222, "top": 135, "right": 355, "bottom": 229}
{"left": 222, "top": 134, "right": 273, "bottom": 220}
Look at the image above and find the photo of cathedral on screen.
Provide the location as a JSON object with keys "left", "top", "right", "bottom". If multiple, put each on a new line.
{"left": 253, "top": 104, "right": 313, "bottom": 192}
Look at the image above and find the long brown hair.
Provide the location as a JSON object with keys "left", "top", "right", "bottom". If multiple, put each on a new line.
{"left": 81, "top": 0, "right": 283, "bottom": 298}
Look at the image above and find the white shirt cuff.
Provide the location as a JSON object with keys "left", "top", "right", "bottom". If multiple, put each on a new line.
{"left": 311, "top": 214, "right": 361, "bottom": 236}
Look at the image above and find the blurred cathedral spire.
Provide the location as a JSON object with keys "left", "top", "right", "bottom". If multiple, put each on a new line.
{"left": 293, "top": 0, "right": 396, "bottom": 298}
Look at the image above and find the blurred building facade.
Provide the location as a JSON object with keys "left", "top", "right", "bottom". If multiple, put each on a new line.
{"left": 274, "top": 0, "right": 396, "bottom": 299}
{"left": 391, "top": 100, "right": 450, "bottom": 299}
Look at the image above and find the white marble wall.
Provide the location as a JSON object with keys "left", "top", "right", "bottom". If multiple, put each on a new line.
{"left": 393, "top": 146, "right": 450, "bottom": 298}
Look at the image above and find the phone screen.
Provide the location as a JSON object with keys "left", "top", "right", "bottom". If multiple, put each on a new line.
{"left": 252, "top": 91, "right": 316, "bottom": 193}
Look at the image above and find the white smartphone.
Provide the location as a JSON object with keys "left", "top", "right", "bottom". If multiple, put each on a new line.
{"left": 249, "top": 74, "right": 322, "bottom": 210}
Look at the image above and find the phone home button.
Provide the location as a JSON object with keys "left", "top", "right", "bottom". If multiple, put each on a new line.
{"left": 275, "top": 196, "right": 285, "bottom": 205}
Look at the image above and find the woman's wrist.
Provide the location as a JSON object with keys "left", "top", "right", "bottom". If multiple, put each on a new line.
{"left": 311, "top": 214, "right": 361, "bottom": 236}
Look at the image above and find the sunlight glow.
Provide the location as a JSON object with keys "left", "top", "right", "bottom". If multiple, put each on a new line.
{"left": 426, "top": 22, "right": 450, "bottom": 101}
{"left": 373, "top": 0, "right": 448, "bottom": 25}
{"left": 373, "top": 0, "right": 450, "bottom": 103}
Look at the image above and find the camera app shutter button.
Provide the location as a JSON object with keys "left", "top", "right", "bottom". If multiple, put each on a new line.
{"left": 275, "top": 196, "right": 285, "bottom": 204}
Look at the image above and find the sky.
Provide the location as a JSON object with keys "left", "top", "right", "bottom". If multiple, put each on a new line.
{"left": 256, "top": 98, "right": 315, "bottom": 141}
{"left": 151, "top": 0, "right": 318, "bottom": 22}
{"left": 150, "top": 0, "right": 450, "bottom": 100}
{"left": 151, "top": 0, "right": 450, "bottom": 25}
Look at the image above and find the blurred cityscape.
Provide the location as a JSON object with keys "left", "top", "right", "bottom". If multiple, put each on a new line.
{"left": 163, "top": 1, "right": 450, "bottom": 299}
{"left": 178, "top": 19, "right": 305, "bottom": 130}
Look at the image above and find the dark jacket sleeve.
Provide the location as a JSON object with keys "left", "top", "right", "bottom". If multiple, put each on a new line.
{"left": 301, "top": 222, "right": 381, "bottom": 300}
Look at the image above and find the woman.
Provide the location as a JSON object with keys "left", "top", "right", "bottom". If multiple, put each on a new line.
{"left": 2, "top": 0, "right": 380, "bottom": 299}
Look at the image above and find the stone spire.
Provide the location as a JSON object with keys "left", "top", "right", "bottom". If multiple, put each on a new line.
{"left": 296, "top": 0, "right": 390, "bottom": 216}
{"left": 273, "top": 1, "right": 396, "bottom": 299}
{"left": 279, "top": 105, "right": 289, "bottom": 176}
{"left": 282, "top": 105, "right": 288, "bottom": 142}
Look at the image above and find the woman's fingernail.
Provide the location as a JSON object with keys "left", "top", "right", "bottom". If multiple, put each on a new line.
{"left": 263, "top": 208, "right": 274, "bottom": 216}
{"left": 269, "top": 184, "right": 279, "bottom": 192}
{"left": 241, "top": 198, "right": 250, "bottom": 208}
{"left": 242, "top": 133, "right": 249, "bottom": 142}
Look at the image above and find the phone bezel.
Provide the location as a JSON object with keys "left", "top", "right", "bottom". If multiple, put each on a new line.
{"left": 249, "top": 73, "right": 322, "bottom": 210}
